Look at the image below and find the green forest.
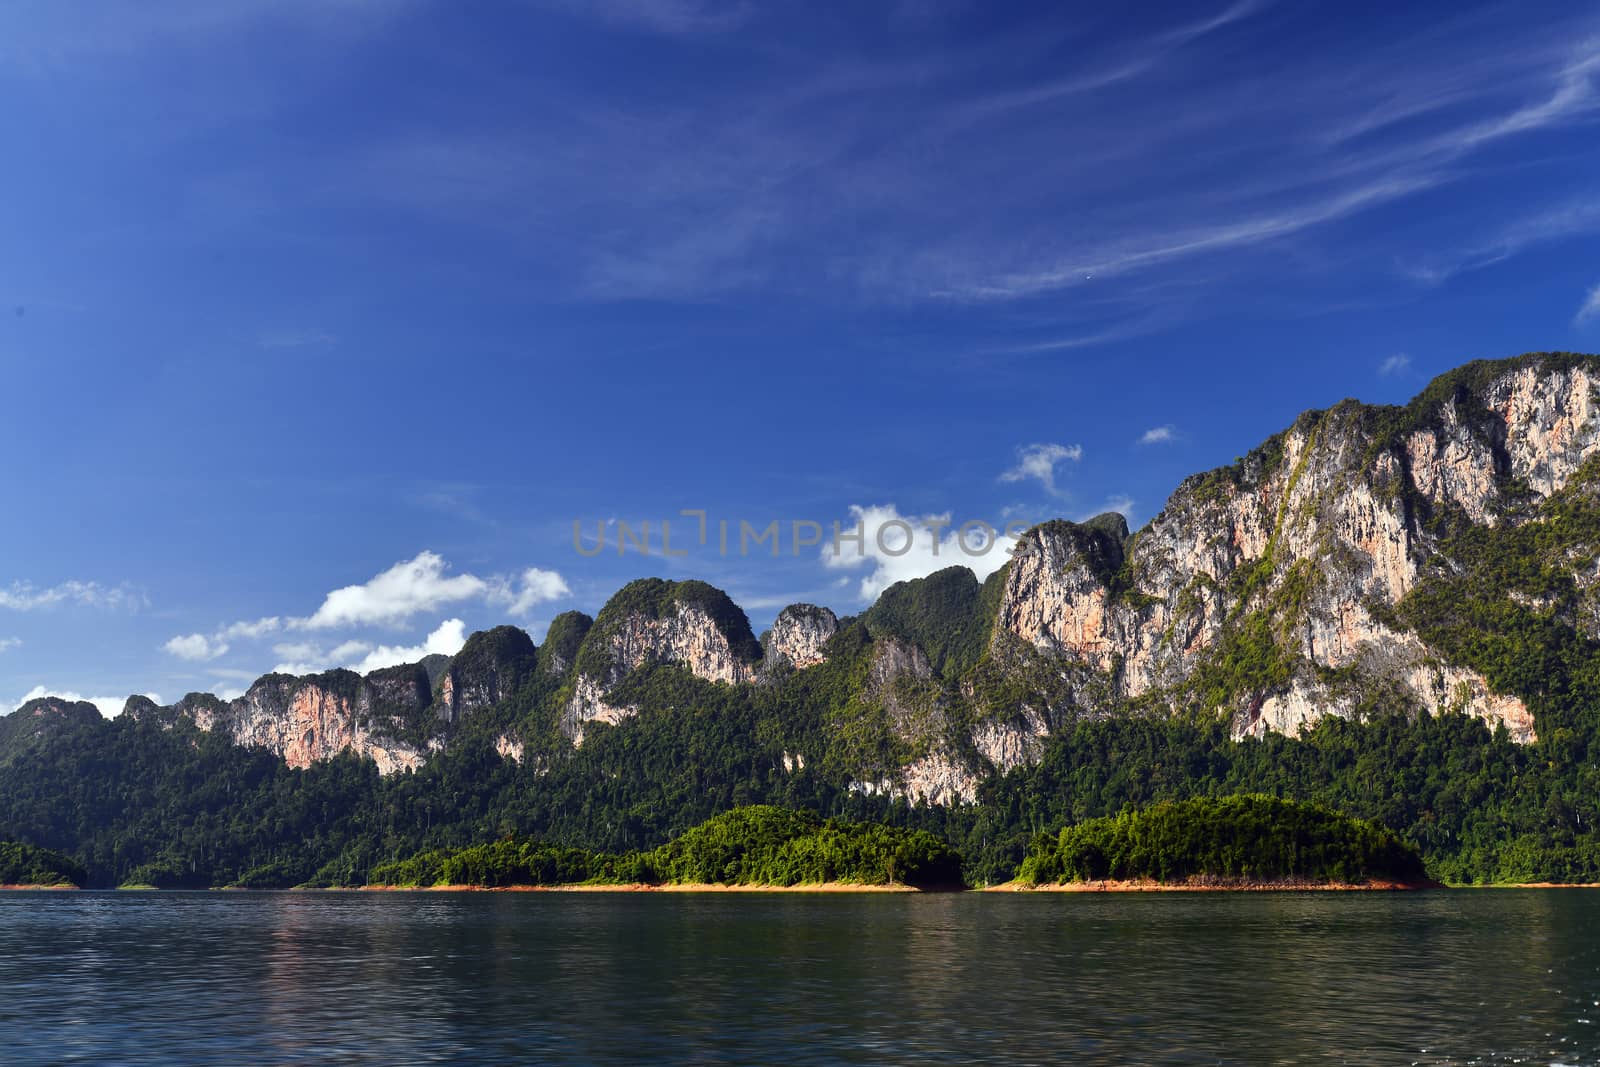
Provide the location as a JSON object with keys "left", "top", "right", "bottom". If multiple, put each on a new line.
{"left": 0, "top": 841, "right": 86, "bottom": 887}
{"left": 366, "top": 806, "right": 962, "bottom": 890}
{"left": 1016, "top": 795, "right": 1426, "bottom": 886}
{"left": 0, "top": 680, "right": 1591, "bottom": 889}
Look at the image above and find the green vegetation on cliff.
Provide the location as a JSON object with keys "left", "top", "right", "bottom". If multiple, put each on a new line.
{"left": 1399, "top": 458, "right": 1600, "bottom": 743}
{"left": 3, "top": 638, "right": 1599, "bottom": 888}
{"left": 864, "top": 565, "right": 1006, "bottom": 678}
{"left": 1017, "top": 795, "right": 1426, "bottom": 886}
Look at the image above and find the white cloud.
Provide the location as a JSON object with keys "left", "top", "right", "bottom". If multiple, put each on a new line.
{"left": 347, "top": 619, "right": 469, "bottom": 674}
{"left": 163, "top": 633, "right": 230, "bottom": 661}
{"left": 269, "top": 660, "right": 328, "bottom": 677}
{"left": 162, "top": 616, "right": 281, "bottom": 662}
{"left": 269, "top": 619, "right": 469, "bottom": 676}
{"left": 1379, "top": 353, "right": 1412, "bottom": 376}
{"left": 0, "top": 637, "right": 18, "bottom": 653}
{"left": 328, "top": 639, "right": 373, "bottom": 661}
{"left": 499, "top": 567, "right": 572, "bottom": 616}
{"left": 4, "top": 686, "right": 162, "bottom": 719}
{"left": 999, "top": 443, "right": 1083, "bottom": 496}
{"left": 823, "top": 504, "right": 1019, "bottom": 602}
{"left": 299, "top": 550, "right": 490, "bottom": 629}
{"left": 1138, "top": 425, "right": 1177, "bottom": 445}
{"left": 221, "top": 617, "right": 281, "bottom": 640}
{"left": 271, "top": 641, "right": 320, "bottom": 665}
{"left": 0, "top": 580, "right": 141, "bottom": 612}
{"left": 1577, "top": 281, "right": 1600, "bottom": 325}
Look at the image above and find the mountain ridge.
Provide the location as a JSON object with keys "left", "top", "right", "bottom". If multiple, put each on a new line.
{"left": 6, "top": 351, "right": 1600, "bottom": 888}
{"left": 37, "top": 351, "right": 1595, "bottom": 803}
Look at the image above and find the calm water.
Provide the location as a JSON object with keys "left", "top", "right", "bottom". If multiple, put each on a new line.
{"left": 2, "top": 890, "right": 1598, "bottom": 1065}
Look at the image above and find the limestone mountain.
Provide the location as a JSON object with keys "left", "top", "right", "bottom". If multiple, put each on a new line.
{"left": 7, "top": 352, "right": 1600, "bottom": 890}
{"left": 39, "top": 352, "right": 1600, "bottom": 813}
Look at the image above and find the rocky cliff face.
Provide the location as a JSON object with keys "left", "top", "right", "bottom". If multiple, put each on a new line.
{"left": 764, "top": 604, "right": 839, "bottom": 669}
{"left": 125, "top": 624, "right": 538, "bottom": 774}
{"left": 561, "top": 579, "right": 763, "bottom": 743}
{"left": 220, "top": 673, "right": 431, "bottom": 774}
{"left": 434, "top": 626, "right": 537, "bottom": 725}
{"left": 991, "top": 355, "right": 1600, "bottom": 746}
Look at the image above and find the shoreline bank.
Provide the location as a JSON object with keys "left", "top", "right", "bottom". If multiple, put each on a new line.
{"left": 986, "top": 878, "right": 1437, "bottom": 893}
{"left": 357, "top": 881, "right": 929, "bottom": 893}
{"left": 0, "top": 883, "right": 76, "bottom": 891}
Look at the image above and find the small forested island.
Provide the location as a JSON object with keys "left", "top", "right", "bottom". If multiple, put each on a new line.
{"left": 360, "top": 806, "right": 965, "bottom": 891}
{"left": 0, "top": 841, "right": 86, "bottom": 889}
{"left": 1012, "top": 796, "right": 1431, "bottom": 890}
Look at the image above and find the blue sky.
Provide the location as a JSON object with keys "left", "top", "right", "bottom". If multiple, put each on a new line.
{"left": 3, "top": 0, "right": 1599, "bottom": 713}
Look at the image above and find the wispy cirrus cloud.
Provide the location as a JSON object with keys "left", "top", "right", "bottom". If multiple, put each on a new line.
{"left": 544, "top": 0, "right": 753, "bottom": 36}
{"left": 0, "top": 0, "right": 414, "bottom": 69}
{"left": 346, "top": 6, "right": 1597, "bottom": 315}
{"left": 1399, "top": 198, "right": 1600, "bottom": 286}
{"left": 13, "top": 0, "right": 1600, "bottom": 362}
{"left": 0, "top": 580, "right": 142, "bottom": 612}
{"left": 1578, "top": 282, "right": 1600, "bottom": 325}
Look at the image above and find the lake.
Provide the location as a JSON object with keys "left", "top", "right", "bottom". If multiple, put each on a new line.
{"left": 2, "top": 889, "right": 1597, "bottom": 1065}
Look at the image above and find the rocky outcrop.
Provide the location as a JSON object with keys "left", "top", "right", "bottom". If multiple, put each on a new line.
{"left": 132, "top": 625, "right": 542, "bottom": 773}
{"left": 561, "top": 579, "right": 763, "bottom": 743}
{"left": 538, "top": 611, "right": 593, "bottom": 679}
{"left": 558, "top": 674, "right": 637, "bottom": 745}
{"left": 764, "top": 604, "right": 838, "bottom": 670}
{"left": 992, "top": 354, "right": 1600, "bottom": 744}
{"left": 188, "top": 672, "right": 431, "bottom": 774}
{"left": 434, "top": 626, "right": 536, "bottom": 725}
{"left": 0, "top": 698, "right": 104, "bottom": 755}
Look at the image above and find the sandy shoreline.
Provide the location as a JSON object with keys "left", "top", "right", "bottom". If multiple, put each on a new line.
{"left": 15, "top": 880, "right": 1600, "bottom": 892}
{"left": 1461, "top": 882, "right": 1600, "bottom": 889}
{"left": 358, "top": 881, "right": 925, "bottom": 893}
{"left": 0, "top": 883, "right": 76, "bottom": 891}
{"left": 985, "top": 878, "right": 1436, "bottom": 893}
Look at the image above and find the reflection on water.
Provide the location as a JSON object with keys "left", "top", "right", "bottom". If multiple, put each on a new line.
{"left": 2, "top": 889, "right": 1598, "bottom": 1065}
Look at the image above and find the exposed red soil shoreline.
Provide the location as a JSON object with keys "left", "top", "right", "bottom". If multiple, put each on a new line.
{"left": 357, "top": 881, "right": 925, "bottom": 893}
{"left": 985, "top": 877, "right": 1439, "bottom": 893}
{"left": 0, "top": 883, "right": 76, "bottom": 891}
